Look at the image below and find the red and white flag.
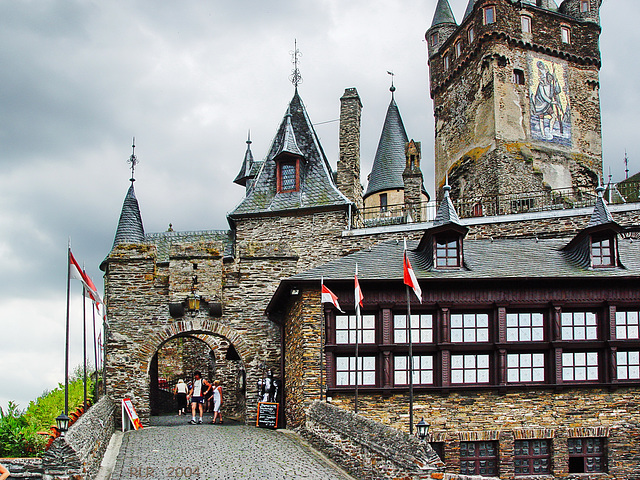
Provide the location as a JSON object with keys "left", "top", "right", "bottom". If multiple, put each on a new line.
{"left": 83, "top": 268, "right": 103, "bottom": 307}
{"left": 70, "top": 249, "right": 104, "bottom": 307}
{"left": 403, "top": 239, "right": 422, "bottom": 303}
{"left": 321, "top": 278, "right": 344, "bottom": 312}
{"left": 354, "top": 264, "right": 364, "bottom": 311}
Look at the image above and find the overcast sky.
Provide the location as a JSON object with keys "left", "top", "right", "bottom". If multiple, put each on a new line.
{"left": 0, "top": 0, "right": 636, "bottom": 410}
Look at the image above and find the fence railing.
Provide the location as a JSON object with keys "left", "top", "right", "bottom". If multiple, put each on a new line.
{"left": 354, "top": 183, "right": 640, "bottom": 229}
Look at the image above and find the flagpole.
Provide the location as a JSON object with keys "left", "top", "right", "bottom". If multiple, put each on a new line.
{"left": 65, "top": 245, "right": 71, "bottom": 417}
{"left": 320, "top": 278, "right": 324, "bottom": 402}
{"left": 91, "top": 305, "right": 98, "bottom": 397}
{"left": 354, "top": 264, "right": 359, "bottom": 414}
{"left": 82, "top": 274, "right": 87, "bottom": 412}
{"left": 407, "top": 281, "right": 414, "bottom": 435}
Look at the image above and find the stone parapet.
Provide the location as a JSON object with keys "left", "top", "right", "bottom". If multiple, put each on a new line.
{"left": 41, "top": 395, "right": 116, "bottom": 480}
{"left": 303, "top": 400, "right": 443, "bottom": 480}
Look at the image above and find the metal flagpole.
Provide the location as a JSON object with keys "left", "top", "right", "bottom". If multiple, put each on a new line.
{"left": 354, "top": 264, "right": 359, "bottom": 414}
{"left": 407, "top": 280, "right": 414, "bottom": 435}
{"left": 91, "top": 305, "right": 98, "bottom": 397}
{"left": 65, "top": 245, "right": 71, "bottom": 417}
{"left": 320, "top": 277, "right": 324, "bottom": 402}
{"left": 82, "top": 272, "right": 88, "bottom": 412}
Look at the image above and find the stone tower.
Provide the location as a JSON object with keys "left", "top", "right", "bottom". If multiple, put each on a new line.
{"left": 426, "top": 0, "right": 603, "bottom": 204}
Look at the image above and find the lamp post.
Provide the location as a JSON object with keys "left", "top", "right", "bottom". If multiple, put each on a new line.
{"left": 55, "top": 411, "right": 70, "bottom": 435}
{"left": 416, "top": 417, "right": 430, "bottom": 442}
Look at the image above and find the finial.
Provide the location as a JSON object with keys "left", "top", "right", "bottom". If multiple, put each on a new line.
{"left": 247, "top": 130, "right": 252, "bottom": 145}
{"left": 625, "top": 150, "right": 629, "bottom": 180}
{"left": 596, "top": 175, "right": 605, "bottom": 198}
{"left": 443, "top": 172, "right": 451, "bottom": 197}
{"left": 289, "top": 39, "right": 303, "bottom": 89}
{"left": 387, "top": 70, "right": 396, "bottom": 95}
{"left": 127, "top": 137, "right": 139, "bottom": 184}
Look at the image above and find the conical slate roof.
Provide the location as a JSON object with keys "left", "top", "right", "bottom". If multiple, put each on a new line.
{"left": 233, "top": 133, "right": 255, "bottom": 187}
{"left": 462, "top": 0, "right": 475, "bottom": 20}
{"left": 113, "top": 183, "right": 145, "bottom": 246}
{"left": 587, "top": 185, "right": 615, "bottom": 228}
{"left": 364, "top": 94, "right": 409, "bottom": 198}
{"left": 434, "top": 183, "right": 461, "bottom": 226}
{"left": 432, "top": 0, "right": 458, "bottom": 26}
{"left": 229, "top": 90, "right": 350, "bottom": 217}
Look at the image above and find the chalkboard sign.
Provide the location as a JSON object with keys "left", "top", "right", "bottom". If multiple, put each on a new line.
{"left": 256, "top": 402, "right": 279, "bottom": 429}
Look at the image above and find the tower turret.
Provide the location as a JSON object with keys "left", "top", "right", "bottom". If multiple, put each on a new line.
{"left": 426, "top": 0, "right": 458, "bottom": 58}
{"left": 427, "top": 0, "right": 603, "bottom": 204}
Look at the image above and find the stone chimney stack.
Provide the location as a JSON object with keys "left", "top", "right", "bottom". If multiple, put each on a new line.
{"left": 337, "top": 88, "right": 363, "bottom": 212}
{"left": 403, "top": 140, "right": 423, "bottom": 222}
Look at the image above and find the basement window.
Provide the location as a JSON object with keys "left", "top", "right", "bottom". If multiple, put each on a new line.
{"left": 460, "top": 441, "right": 498, "bottom": 476}
{"left": 568, "top": 438, "right": 606, "bottom": 473}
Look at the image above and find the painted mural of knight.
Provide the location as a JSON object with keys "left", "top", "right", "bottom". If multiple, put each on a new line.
{"left": 529, "top": 55, "right": 571, "bottom": 146}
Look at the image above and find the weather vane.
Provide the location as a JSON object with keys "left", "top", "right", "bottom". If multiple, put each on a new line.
{"left": 387, "top": 70, "right": 396, "bottom": 94}
{"left": 289, "top": 39, "right": 303, "bottom": 89}
{"left": 127, "top": 137, "right": 139, "bottom": 183}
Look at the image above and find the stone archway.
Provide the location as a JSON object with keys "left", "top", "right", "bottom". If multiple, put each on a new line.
{"left": 139, "top": 319, "right": 253, "bottom": 422}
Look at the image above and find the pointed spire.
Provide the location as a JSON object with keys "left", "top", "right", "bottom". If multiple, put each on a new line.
{"left": 113, "top": 183, "right": 145, "bottom": 246}
{"left": 127, "top": 137, "right": 139, "bottom": 184}
{"left": 434, "top": 176, "right": 462, "bottom": 226}
{"left": 588, "top": 179, "right": 614, "bottom": 228}
{"left": 432, "top": 0, "right": 457, "bottom": 27}
{"left": 462, "top": 0, "right": 475, "bottom": 21}
{"left": 234, "top": 131, "right": 256, "bottom": 187}
{"left": 364, "top": 85, "right": 409, "bottom": 198}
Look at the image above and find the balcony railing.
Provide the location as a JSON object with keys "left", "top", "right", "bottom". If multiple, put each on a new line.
{"left": 354, "top": 183, "right": 640, "bottom": 229}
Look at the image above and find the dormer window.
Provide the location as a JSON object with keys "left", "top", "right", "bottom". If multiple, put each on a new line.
{"left": 591, "top": 233, "right": 615, "bottom": 267}
{"left": 277, "top": 157, "right": 299, "bottom": 193}
{"left": 435, "top": 235, "right": 461, "bottom": 268}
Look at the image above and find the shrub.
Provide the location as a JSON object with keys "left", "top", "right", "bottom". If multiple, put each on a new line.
{"left": 0, "top": 402, "right": 44, "bottom": 457}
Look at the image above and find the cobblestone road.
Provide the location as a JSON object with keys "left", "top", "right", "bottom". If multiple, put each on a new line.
{"left": 110, "top": 413, "right": 355, "bottom": 480}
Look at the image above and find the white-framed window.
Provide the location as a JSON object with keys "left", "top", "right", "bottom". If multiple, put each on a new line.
{"left": 562, "top": 352, "right": 599, "bottom": 381}
{"left": 521, "top": 15, "right": 531, "bottom": 34}
{"left": 455, "top": 40, "right": 463, "bottom": 58}
{"left": 580, "top": 0, "right": 590, "bottom": 13}
{"left": 561, "top": 312, "right": 598, "bottom": 340}
{"left": 451, "top": 313, "right": 489, "bottom": 343}
{"left": 394, "top": 355, "right": 434, "bottom": 385}
{"left": 507, "top": 353, "right": 545, "bottom": 383}
{"left": 335, "top": 314, "right": 376, "bottom": 344}
{"left": 483, "top": 6, "right": 496, "bottom": 25}
{"left": 394, "top": 314, "right": 433, "bottom": 344}
{"left": 561, "top": 25, "right": 571, "bottom": 44}
{"left": 468, "top": 26, "right": 475, "bottom": 43}
{"left": 451, "top": 354, "right": 490, "bottom": 384}
{"left": 617, "top": 351, "right": 640, "bottom": 380}
{"left": 336, "top": 356, "right": 376, "bottom": 386}
{"left": 507, "top": 312, "right": 544, "bottom": 342}
{"left": 616, "top": 311, "right": 640, "bottom": 339}
{"left": 444, "top": 53, "right": 450, "bottom": 70}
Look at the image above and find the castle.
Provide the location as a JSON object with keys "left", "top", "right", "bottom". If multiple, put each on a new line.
{"left": 101, "top": 0, "right": 640, "bottom": 477}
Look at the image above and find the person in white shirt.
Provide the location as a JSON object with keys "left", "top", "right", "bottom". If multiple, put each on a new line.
{"left": 188, "top": 371, "right": 211, "bottom": 424}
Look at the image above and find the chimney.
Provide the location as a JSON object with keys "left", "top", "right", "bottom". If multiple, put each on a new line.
{"left": 337, "top": 88, "right": 363, "bottom": 212}
{"left": 403, "top": 140, "right": 424, "bottom": 222}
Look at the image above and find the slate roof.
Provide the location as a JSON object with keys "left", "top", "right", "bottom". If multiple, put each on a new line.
{"left": 112, "top": 184, "right": 145, "bottom": 246}
{"left": 433, "top": 184, "right": 461, "bottom": 227}
{"left": 432, "top": 0, "right": 457, "bottom": 27}
{"left": 233, "top": 134, "right": 255, "bottom": 187}
{"left": 229, "top": 90, "right": 351, "bottom": 218}
{"left": 587, "top": 191, "right": 614, "bottom": 228}
{"left": 287, "top": 234, "right": 640, "bottom": 284}
{"left": 364, "top": 95, "right": 410, "bottom": 198}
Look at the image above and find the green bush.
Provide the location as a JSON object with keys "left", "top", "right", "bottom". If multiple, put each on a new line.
{"left": 1, "top": 367, "right": 96, "bottom": 457}
{"left": 0, "top": 402, "right": 44, "bottom": 457}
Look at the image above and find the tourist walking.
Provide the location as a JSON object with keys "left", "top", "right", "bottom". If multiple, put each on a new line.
{"left": 188, "top": 371, "right": 211, "bottom": 424}
{"left": 173, "top": 379, "right": 188, "bottom": 415}
{"left": 211, "top": 380, "right": 223, "bottom": 424}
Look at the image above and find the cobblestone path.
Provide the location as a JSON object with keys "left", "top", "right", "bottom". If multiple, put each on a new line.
{"left": 110, "top": 414, "right": 355, "bottom": 480}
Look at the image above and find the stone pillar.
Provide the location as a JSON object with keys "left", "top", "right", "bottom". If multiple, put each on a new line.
{"left": 337, "top": 88, "right": 363, "bottom": 212}
{"left": 403, "top": 140, "right": 423, "bottom": 222}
